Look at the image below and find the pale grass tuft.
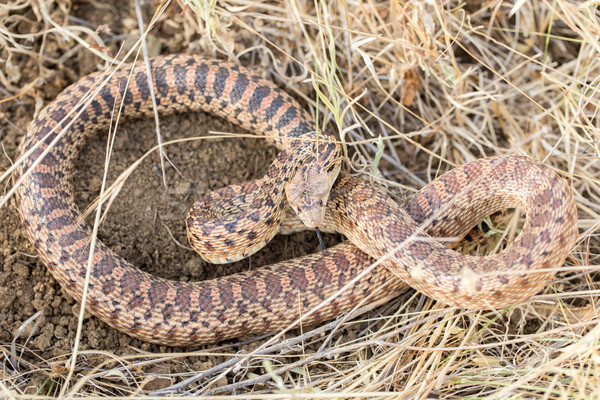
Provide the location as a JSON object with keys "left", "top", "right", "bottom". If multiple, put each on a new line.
{"left": 1, "top": 0, "right": 599, "bottom": 398}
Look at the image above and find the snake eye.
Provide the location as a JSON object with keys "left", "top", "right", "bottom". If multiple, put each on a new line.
{"left": 297, "top": 207, "right": 303, "bottom": 213}
{"left": 318, "top": 200, "right": 323, "bottom": 206}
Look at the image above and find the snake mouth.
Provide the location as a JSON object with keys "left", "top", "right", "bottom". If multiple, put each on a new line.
{"left": 296, "top": 203, "right": 325, "bottom": 229}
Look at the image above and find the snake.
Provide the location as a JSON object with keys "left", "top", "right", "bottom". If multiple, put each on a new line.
{"left": 13, "top": 54, "right": 578, "bottom": 346}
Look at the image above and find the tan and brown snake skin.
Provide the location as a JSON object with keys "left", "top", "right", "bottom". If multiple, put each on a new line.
{"left": 14, "top": 54, "right": 578, "bottom": 346}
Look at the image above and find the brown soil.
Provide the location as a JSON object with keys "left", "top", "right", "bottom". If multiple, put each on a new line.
{"left": 0, "top": 88, "right": 343, "bottom": 354}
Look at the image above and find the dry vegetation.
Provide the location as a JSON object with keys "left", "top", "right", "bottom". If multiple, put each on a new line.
{"left": 1, "top": 0, "right": 600, "bottom": 398}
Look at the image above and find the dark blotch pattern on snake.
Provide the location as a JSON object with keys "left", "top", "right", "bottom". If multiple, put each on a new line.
{"left": 14, "top": 55, "right": 578, "bottom": 346}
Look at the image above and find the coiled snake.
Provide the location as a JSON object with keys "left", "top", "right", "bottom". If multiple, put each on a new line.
{"left": 14, "top": 55, "right": 578, "bottom": 346}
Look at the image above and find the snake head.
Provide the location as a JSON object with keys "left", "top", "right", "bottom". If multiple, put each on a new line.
{"left": 285, "top": 155, "right": 341, "bottom": 229}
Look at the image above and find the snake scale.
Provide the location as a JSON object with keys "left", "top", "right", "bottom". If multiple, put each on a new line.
{"left": 14, "top": 54, "right": 578, "bottom": 346}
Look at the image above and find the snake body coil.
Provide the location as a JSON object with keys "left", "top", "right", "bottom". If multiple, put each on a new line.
{"left": 14, "top": 55, "right": 578, "bottom": 346}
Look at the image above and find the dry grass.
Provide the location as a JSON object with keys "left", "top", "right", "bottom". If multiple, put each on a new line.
{"left": 1, "top": 0, "right": 599, "bottom": 398}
